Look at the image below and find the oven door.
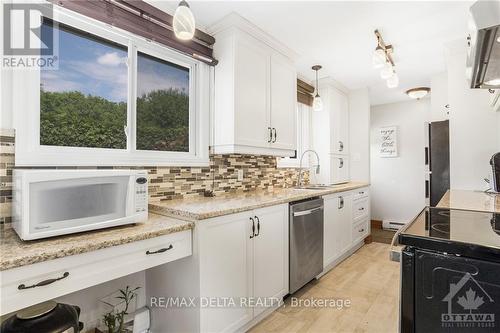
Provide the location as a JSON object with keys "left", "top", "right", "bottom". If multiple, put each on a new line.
{"left": 28, "top": 175, "right": 131, "bottom": 236}
{"left": 413, "top": 249, "right": 500, "bottom": 332}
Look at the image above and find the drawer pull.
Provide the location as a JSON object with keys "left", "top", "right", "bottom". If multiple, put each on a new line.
{"left": 18, "top": 272, "right": 69, "bottom": 290}
{"left": 359, "top": 228, "right": 365, "bottom": 233}
{"left": 359, "top": 191, "right": 365, "bottom": 195}
{"left": 146, "top": 244, "right": 173, "bottom": 255}
{"left": 358, "top": 207, "right": 365, "bottom": 211}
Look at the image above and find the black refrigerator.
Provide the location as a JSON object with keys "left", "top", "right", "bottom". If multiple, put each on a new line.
{"left": 426, "top": 120, "right": 450, "bottom": 207}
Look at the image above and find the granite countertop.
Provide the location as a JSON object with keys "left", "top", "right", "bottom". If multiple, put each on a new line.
{"left": 437, "top": 189, "right": 500, "bottom": 213}
{"left": 0, "top": 214, "right": 194, "bottom": 271}
{"left": 150, "top": 181, "right": 370, "bottom": 221}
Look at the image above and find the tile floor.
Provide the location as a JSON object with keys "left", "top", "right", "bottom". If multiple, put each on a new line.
{"left": 249, "top": 242, "right": 400, "bottom": 333}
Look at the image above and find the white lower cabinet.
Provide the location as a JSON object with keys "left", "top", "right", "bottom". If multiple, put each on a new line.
{"left": 199, "top": 204, "right": 288, "bottom": 332}
{"left": 199, "top": 213, "right": 254, "bottom": 332}
{"left": 322, "top": 187, "right": 370, "bottom": 271}
{"left": 147, "top": 204, "right": 288, "bottom": 333}
{"left": 252, "top": 206, "right": 289, "bottom": 317}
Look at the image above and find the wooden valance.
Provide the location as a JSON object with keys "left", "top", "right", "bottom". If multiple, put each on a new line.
{"left": 49, "top": 0, "right": 218, "bottom": 65}
{"left": 297, "top": 79, "right": 315, "bottom": 106}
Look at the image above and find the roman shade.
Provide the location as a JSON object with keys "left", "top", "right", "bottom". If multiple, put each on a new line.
{"left": 297, "top": 79, "right": 314, "bottom": 106}
{"left": 49, "top": 0, "right": 217, "bottom": 65}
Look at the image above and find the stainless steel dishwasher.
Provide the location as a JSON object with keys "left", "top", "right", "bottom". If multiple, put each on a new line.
{"left": 289, "top": 197, "right": 324, "bottom": 294}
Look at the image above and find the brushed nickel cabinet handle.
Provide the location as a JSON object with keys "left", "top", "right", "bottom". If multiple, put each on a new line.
{"left": 268, "top": 127, "right": 272, "bottom": 143}
{"left": 272, "top": 128, "right": 277, "bottom": 143}
{"left": 18, "top": 272, "right": 70, "bottom": 290}
{"left": 146, "top": 244, "right": 173, "bottom": 255}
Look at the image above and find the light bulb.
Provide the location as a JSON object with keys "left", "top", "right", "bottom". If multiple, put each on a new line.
{"left": 372, "top": 46, "right": 386, "bottom": 69}
{"left": 313, "top": 95, "right": 323, "bottom": 111}
{"left": 372, "top": 52, "right": 385, "bottom": 69}
{"left": 173, "top": 1, "right": 195, "bottom": 40}
{"left": 387, "top": 73, "right": 399, "bottom": 88}
{"left": 380, "top": 63, "right": 394, "bottom": 79}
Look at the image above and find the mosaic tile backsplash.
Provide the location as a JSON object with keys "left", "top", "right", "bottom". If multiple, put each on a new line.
{"left": 0, "top": 129, "right": 308, "bottom": 223}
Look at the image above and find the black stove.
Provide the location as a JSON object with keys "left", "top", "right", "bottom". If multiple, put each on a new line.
{"left": 398, "top": 207, "right": 500, "bottom": 333}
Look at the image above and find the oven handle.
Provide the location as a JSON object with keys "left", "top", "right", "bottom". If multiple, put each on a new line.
{"left": 293, "top": 206, "right": 323, "bottom": 217}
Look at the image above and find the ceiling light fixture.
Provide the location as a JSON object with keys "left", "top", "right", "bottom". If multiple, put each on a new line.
{"left": 387, "top": 73, "right": 399, "bottom": 89}
{"left": 373, "top": 29, "right": 398, "bottom": 88}
{"left": 405, "top": 87, "right": 430, "bottom": 99}
{"left": 173, "top": 0, "right": 195, "bottom": 40}
{"left": 312, "top": 65, "right": 323, "bottom": 111}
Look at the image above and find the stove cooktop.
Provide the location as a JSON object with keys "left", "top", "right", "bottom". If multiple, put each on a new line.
{"left": 399, "top": 207, "right": 500, "bottom": 261}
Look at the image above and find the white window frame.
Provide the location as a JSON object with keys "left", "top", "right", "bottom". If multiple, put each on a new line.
{"left": 12, "top": 3, "right": 210, "bottom": 166}
{"left": 277, "top": 102, "right": 311, "bottom": 168}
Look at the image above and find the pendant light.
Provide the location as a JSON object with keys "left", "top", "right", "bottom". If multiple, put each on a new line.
{"left": 173, "top": 0, "right": 195, "bottom": 40}
{"left": 312, "top": 65, "right": 323, "bottom": 111}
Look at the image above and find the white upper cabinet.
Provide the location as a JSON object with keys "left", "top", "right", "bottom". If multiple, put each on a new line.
{"left": 233, "top": 34, "right": 270, "bottom": 149}
{"left": 211, "top": 14, "right": 297, "bottom": 157}
{"left": 270, "top": 53, "right": 297, "bottom": 150}
{"left": 331, "top": 88, "right": 349, "bottom": 155}
{"left": 312, "top": 80, "right": 350, "bottom": 184}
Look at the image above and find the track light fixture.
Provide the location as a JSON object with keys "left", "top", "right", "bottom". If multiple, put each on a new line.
{"left": 373, "top": 29, "right": 398, "bottom": 88}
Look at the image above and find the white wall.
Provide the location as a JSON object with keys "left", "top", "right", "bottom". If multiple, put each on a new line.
{"left": 430, "top": 72, "right": 449, "bottom": 122}
{"left": 349, "top": 88, "right": 370, "bottom": 182}
{"left": 370, "top": 99, "right": 429, "bottom": 223}
{"left": 446, "top": 48, "right": 499, "bottom": 190}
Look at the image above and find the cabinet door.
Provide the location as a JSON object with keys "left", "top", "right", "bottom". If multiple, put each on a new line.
{"left": 330, "top": 155, "right": 350, "bottom": 184}
{"left": 234, "top": 35, "right": 270, "bottom": 148}
{"left": 199, "top": 213, "right": 254, "bottom": 332}
{"left": 323, "top": 193, "right": 353, "bottom": 266}
{"left": 330, "top": 89, "right": 349, "bottom": 154}
{"left": 323, "top": 194, "right": 342, "bottom": 268}
{"left": 337, "top": 193, "right": 353, "bottom": 254}
{"left": 270, "top": 53, "right": 297, "bottom": 150}
{"left": 252, "top": 204, "right": 288, "bottom": 317}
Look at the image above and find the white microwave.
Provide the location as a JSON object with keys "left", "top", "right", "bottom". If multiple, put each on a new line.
{"left": 13, "top": 169, "right": 148, "bottom": 240}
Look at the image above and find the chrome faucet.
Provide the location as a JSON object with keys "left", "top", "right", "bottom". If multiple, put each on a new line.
{"left": 297, "top": 149, "right": 320, "bottom": 188}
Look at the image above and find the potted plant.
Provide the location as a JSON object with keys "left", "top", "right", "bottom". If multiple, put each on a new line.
{"left": 96, "top": 286, "right": 140, "bottom": 333}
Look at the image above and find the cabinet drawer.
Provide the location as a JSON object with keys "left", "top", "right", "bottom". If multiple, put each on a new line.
{"left": 353, "top": 198, "right": 369, "bottom": 220}
{"left": 352, "top": 219, "right": 369, "bottom": 244}
{"left": 353, "top": 188, "right": 369, "bottom": 201}
{"left": 1, "top": 230, "right": 192, "bottom": 315}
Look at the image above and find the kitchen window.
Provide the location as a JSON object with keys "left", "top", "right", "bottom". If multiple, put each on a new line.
{"left": 13, "top": 7, "right": 209, "bottom": 166}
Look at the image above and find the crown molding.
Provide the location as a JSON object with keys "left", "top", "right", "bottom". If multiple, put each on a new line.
{"left": 207, "top": 12, "right": 299, "bottom": 62}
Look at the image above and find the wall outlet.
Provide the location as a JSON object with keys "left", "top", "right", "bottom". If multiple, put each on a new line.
{"left": 237, "top": 169, "right": 244, "bottom": 181}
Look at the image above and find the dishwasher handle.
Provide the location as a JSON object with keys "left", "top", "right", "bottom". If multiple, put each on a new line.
{"left": 293, "top": 206, "right": 323, "bottom": 217}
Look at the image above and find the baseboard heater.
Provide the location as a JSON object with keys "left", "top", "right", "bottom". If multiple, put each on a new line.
{"left": 383, "top": 220, "right": 406, "bottom": 231}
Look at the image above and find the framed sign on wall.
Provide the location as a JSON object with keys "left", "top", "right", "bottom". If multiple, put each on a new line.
{"left": 379, "top": 126, "right": 398, "bottom": 157}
